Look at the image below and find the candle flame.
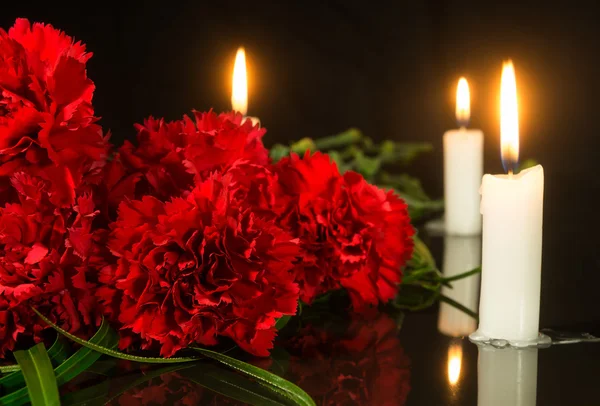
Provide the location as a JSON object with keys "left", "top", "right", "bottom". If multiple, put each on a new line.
{"left": 500, "top": 60, "right": 519, "bottom": 173}
{"left": 447, "top": 342, "right": 463, "bottom": 386}
{"left": 232, "top": 47, "right": 248, "bottom": 116}
{"left": 456, "top": 77, "right": 470, "bottom": 127}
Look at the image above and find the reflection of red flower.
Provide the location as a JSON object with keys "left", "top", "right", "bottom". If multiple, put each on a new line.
{"left": 115, "top": 371, "right": 247, "bottom": 406}
{"left": 274, "top": 152, "right": 414, "bottom": 311}
{"left": 0, "top": 19, "right": 108, "bottom": 207}
{"left": 113, "top": 110, "right": 268, "bottom": 204}
{"left": 97, "top": 165, "right": 300, "bottom": 357}
{"left": 0, "top": 178, "right": 106, "bottom": 355}
{"left": 284, "top": 314, "right": 411, "bottom": 406}
{"left": 116, "top": 372, "right": 202, "bottom": 406}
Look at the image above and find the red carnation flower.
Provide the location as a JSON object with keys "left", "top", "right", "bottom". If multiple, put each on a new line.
{"left": 0, "top": 175, "right": 106, "bottom": 355}
{"left": 0, "top": 19, "right": 108, "bottom": 207}
{"left": 283, "top": 313, "right": 411, "bottom": 406}
{"left": 115, "top": 110, "right": 268, "bottom": 204}
{"left": 274, "top": 152, "right": 414, "bottom": 311}
{"left": 97, "top": 164, "right": 300, "bottom": 357}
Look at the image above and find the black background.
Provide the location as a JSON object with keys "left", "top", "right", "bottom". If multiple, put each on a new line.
{"left": 3, "top": 0, "right": 599, "bottom": 335}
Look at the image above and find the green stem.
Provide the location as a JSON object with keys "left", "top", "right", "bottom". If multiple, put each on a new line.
{"left": 439, "top": 295, "right": 479, "bottom": 321}
{"left": 441, "top": 267, "right": 481, "bottom": 283}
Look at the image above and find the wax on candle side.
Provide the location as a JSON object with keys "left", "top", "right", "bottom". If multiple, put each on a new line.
{"left": 476, "top": 165, "right": 544, "bottom": 343}
{"left": 443, "top": 129, "right": 484, "bottom": 235}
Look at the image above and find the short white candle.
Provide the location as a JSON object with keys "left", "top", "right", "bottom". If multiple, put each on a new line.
{"left": 444, "top": 78, "right": 484, "bottom": 235}
{"left": 471, "top": 61, "right": 545, "bottom": 345}
{"left": 477, "top": 346, "right": 538, "bottom": 406}
{"left": 438, "top": 236, "right": 481, "bottom": 337}
{"left": 232, "top": 46, "right": 260, "bottom": 126}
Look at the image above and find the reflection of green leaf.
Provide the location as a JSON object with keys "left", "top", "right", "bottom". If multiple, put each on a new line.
{"left": 62, "top": 364, "right": 195, "bottom": 406}
{"left": 13, "top": 343, "right": 60, "bottom": 406}
{"left": 192, "top": 348, "right": 315, "bottom": 406}
{"left": 268, "top": 347, "right": 291, "bottom": 378}
{"left": 187, "top": 363, "right": 290, "bottom": 406}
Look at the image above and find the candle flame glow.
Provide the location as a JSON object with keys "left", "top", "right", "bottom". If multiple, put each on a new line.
{"left": 500, "top": 60, "right": 519, "bottom": 173}
{"left": 456, "top": 77, "right": 470, "bottom": 127}
{"left": 447, "top": 342, "right": 463, "bottom": 386}
{"left": 232, "top": 47, "right": 248, "bottom": 116}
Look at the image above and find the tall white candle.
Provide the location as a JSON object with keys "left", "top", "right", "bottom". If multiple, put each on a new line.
{"left": 438, "top": 236, "right": 481, "bottom": 337}
{"left": 444, "top": 78, "right": 483, "bottom": 235}
{"left": 477, "top": 346, "right": 538, "bottom": 406}
{"left": 232, "top": 47, "right": 260, "bottom": 126}
{"left": 471, "top": 61, "right": 545, "bottom": 345}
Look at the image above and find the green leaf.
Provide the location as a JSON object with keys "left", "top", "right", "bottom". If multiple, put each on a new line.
{"left": 270, "top": 144, "right": 291, "bottom": 163}
{"left": 32, "top": 308, "right": 199, "bottom": 364}
{"left": 54, "top": 318, "right": 119, "bottom": 387}
{"left": 378, "top": 142, "right": 432, "bottom": 165}
{"left": 439, "top": 295, "right": 479, "bottom": 321}
{"left": 313, "top": 128, "right": 362, "bottom": 150}
{"left": 409, "top": 235, "right": 437, "bottom": 269}
{"left": 13, "top": 343, "right": 60, "bottom": 406}
{"left": 290, "top": 138, "right": 316, "bottom": 155}
{"left": 0, "top": 321, "right": 119, "bottom": 406}
{"left": 192, "top": 347, "right": 316, "bottom": 406}
{"left": 441, "top": 266, "right": 481, "bottom": 284}
{"left": 275, "top": 316, "right": 292, "bottom": 331}
{"left": 0, "top": 335, "right": 69, "bottom": 392}
{"left": 519, "top": 158, "right": 538, "bottom": 171}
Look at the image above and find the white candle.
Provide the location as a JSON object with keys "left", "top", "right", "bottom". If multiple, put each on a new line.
{"left": 232, "top": 47, "right": 260, "bottom": 126}
{"left": 471, "top": 61, "right": 545, "bottom": 345}
{"left": 438, "top": 236, "right": 481, "bottom": 337}
{"left": 477, "top": 346, "right": 538, "bottom": 406}
{"left": 444, "top": 78, "right": 483, "bottom": 235}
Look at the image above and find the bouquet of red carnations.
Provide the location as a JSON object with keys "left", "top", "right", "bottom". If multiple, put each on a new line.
{"left": 0, "top": 18, "right": 416, "bottom": 362}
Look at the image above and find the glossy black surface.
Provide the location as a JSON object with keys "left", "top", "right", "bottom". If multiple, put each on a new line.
{"left": 55, "top": 228, "right": 600, "bottom": 405}
{"left": 2, "top": 2, "right": 600, "bottom": 404}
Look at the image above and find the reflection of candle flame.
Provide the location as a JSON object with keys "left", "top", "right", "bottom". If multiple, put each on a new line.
{"left": 448, "top": 342, "right": 463, "bottom": 386}
{"left": 456, "top": 77, "right": 470, "bottom": 127}
{"left": 231, "top": 47, "right": 248, "bottom": 116}
{"left": 500, "top": 60, "right": 519, "bottom": 173}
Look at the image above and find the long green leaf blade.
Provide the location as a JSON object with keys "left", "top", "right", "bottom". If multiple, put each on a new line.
{"left": 55, "top": 318, "right": 119, "bottom": 386}
{"left": 0, "top": 335, "right": 69, "bottom": 392}
{"left": 13, "top": 343, "right": 60, "bottom": 406}
{"left": 0, "top": 321, "right": 118, "bottom": 406}
{"left": 32, "top": 308, "right": 198, "bottom": 364}
{"left": 192, "top": 347, "right": 315, "bottom": 406}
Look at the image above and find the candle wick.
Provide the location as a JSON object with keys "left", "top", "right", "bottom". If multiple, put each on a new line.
{"left": 508, "top": 170, "right": 514, "bottom": 179}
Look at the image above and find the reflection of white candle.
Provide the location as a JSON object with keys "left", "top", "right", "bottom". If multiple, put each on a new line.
{"left": 438, "top": 236, "right": 481, "bottom": 337}
{"left": 477, "top": 345, "right": 538, "bottom": 406}
{"left": 232, "top": 47, "right": 260, "bottom": 126}
{"left": 472, "top": 61, "right": 544, "bottom": 344}
{"left": 444, "top": 78, "right": 484, "bottom": 235}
